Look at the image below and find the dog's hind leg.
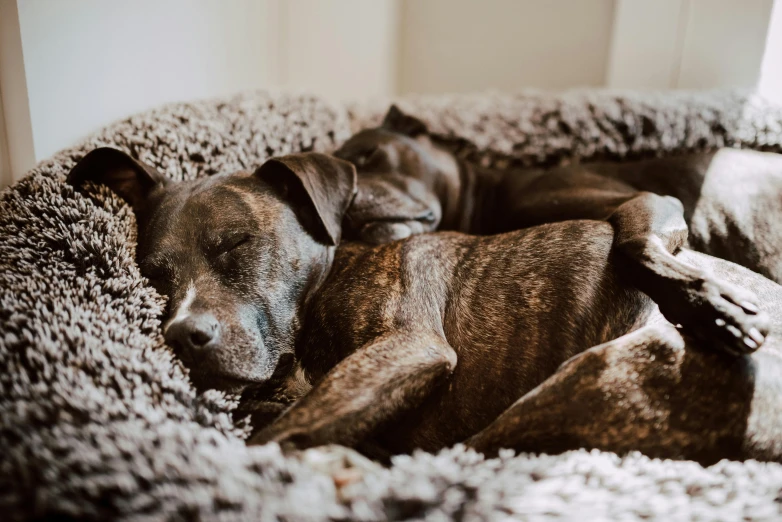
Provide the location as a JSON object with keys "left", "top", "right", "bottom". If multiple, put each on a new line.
{"left": 501, "top": 171, "right": 769, "bottom": 355}
{"left": 464, "top": 322, "right": 782, "bottom": 464}
{"left": 608, "top": 192, "right": 769, "bottom": 356}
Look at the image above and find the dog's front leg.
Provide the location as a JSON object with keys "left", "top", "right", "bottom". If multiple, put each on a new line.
{"left": 609, "top": 192, "right": 769, "bottom": 355}
{"left": 247, "top": 331, "right": 456, "bottom": 450}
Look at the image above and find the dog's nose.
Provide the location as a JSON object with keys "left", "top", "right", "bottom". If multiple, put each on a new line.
{"left": 165, "top": 313, "right": 220, "bottom": 353}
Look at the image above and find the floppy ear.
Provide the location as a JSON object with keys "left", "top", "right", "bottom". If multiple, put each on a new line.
{"left": 255, "top": 153, "right": 357, "bottom": 246}
{"left": 381, "top": 105, "right": 428, "bottom": 137}
{"left": 66, "top": 147, "right": 167, "bottom": 212}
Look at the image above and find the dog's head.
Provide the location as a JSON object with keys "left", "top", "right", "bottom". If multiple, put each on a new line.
{"left": 334, "top": 106, "right": 461, "bottom": 243}
{"left": 68, "top": 148, "right": 356, "bottom": 391}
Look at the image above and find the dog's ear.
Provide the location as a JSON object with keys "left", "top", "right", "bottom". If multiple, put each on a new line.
{"left": 256, "top": 153, "right": 357, "bottom": 246}
{"left": 66, "top": 147, "right": 167, "bottom": 212}
{"left": 381, "top": 105, "right": 428, "bottom": 137}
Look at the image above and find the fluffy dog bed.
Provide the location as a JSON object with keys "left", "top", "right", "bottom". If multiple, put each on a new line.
{"left": 3, "top": 89, "right": 782, "bottom": 520}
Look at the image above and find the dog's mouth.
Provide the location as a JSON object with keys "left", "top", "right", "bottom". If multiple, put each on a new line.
{"left": 161, "top": 305, "right": 295, "bottom": 395}
{"left": 188, "top": 372, "right": 260, "bottom": 394}
{"left": 185, "top": 352, "right": 295, "bottom": 394}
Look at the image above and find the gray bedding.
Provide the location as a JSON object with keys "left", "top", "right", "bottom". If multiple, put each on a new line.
{"left": 3, "top": 89, "right": 782, "bottom": 520}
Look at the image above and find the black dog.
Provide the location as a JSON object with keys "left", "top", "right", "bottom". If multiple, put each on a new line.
{"left": 67, "top": 149, "right": 782, "bottom": 464}
{"left": 335, "top": 106, "right": 782, "bottom": 356}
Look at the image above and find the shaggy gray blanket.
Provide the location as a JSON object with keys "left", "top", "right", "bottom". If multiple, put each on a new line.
{"left": 3, "top": 89, "right": 782, "bottom": 521}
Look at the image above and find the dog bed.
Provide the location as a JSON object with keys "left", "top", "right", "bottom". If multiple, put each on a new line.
{"left": 3, "top": 89, "right": 782, "bottom": 521}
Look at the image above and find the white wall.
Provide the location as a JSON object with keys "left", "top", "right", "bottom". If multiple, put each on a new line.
{"left": 1, "top": 0, "right": 780, "bottom": 187}
{"left": 0, "top": 88, "right": 9, "bottom": 188}
{"left": 0, "top": 0, "right": 399, "bottom": 184}
{"left": 14, "top": 0, "right": 279, "bottom": 166}
{"left": 606, "top": 0, "right": 777, "bottom": 89}
{"left": 606, "top": 0, "right": 688, "bottom": 89}
{"left": 399, "top": 0, "right": 616, "bottom": 94}
{"left": 760, "top": 0, "right": 782, "bottom": 102}
{"left": 677, "top": 0, "right": 775, "bottom": 89}
{"left": 0, "top": 0, "right": 35, "bottom": 186}
{"left": 281, "top": 0, "right": 398, "bottom": 103}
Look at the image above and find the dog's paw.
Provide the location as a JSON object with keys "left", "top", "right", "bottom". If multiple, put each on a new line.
{"left": 359, "top": 220, "right": 433, "bottom": 245}
{"left": 661, "top": 277, "right": 769, "bottom": 356}
{"left": 297, "top": 445, "right": 383, "bottom": 488}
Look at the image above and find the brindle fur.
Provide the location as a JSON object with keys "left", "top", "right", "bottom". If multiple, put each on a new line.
{"left": 67, "top": 148, "right": 782, "bottom": 464}
{"left": 469, "top": 250, "right": 782, "bottom": 464}
{"left": 335, "top": 106, "right": 782, "bottom": 356}
{"left": 272, "top": 223, "right": 651, "bottom": 454}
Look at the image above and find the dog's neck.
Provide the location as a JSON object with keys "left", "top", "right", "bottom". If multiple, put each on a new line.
{"left": 453, "top": 160, "right": 507, "bottom": 234}
{"left": 423, "top": 145, "right": 463, "bottom": 230}
{"left": 430, "top": 146, "right": 504, "bottom": 234}
{"left": 266, "top": 240, "right": 374, "bottom": 405}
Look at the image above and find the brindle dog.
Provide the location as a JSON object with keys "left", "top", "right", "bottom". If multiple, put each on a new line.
{"left": 335, "top": 106, "right": 782, "bottom": 356}
{"left": 67, "top": 149, "right": 782, "bottom": 464}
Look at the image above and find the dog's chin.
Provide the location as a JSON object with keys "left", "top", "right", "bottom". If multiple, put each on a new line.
{"left": 188, "top": 353, "right": 295, "bottom": 395}
{"left": 183, "top": 370, "right": 253, "bottom": 394}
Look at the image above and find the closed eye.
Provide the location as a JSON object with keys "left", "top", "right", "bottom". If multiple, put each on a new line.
{"left": 352, "top": 147, "right": 379, "bottom": 167}
{"left": 139, "top": 260, "right": 172, "bottom": 291}
{"left": 140, "top": 255, "right": 166, "bottom": 277}
{"left": 218, "top": 234, "right": 253, "bottom": 255}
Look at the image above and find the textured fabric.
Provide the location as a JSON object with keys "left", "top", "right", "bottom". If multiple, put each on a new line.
{"left": 2, "top": 89, "right": 782, "bottom": 520}
{"left": 352, "top": 89, "right": 782, "bottom": 167}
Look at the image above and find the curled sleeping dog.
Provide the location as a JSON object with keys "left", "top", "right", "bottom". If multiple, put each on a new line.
{"left": 67, "top": 148, "right": 782, "bottom": 464}
{"left": 336, "top": 106, "right": 782, "bottom": 356}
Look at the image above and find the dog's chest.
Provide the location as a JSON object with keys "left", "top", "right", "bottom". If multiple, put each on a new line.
{"left": 300, "top": 239, "right": 454, "bottom": 372}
